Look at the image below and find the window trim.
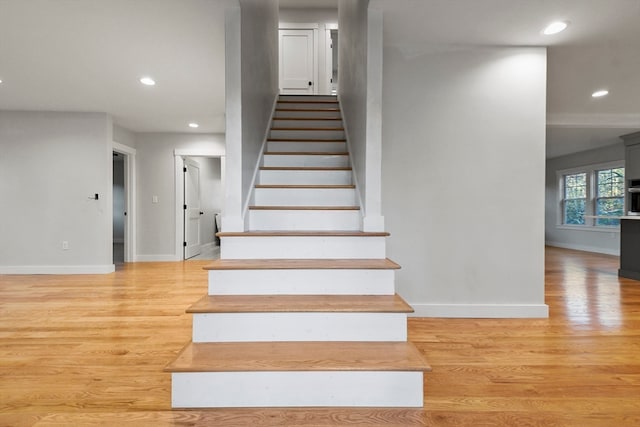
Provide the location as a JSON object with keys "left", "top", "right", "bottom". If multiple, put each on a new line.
{"left": 556, "top": 160, "right": 624, "bottom": 231}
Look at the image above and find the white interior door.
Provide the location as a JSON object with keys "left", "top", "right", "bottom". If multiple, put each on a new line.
{"left": 279, "top": 29, "right": 315, "bottom": 94}
{"left": 184, "top": 158, "right": 202, "bottom": 259}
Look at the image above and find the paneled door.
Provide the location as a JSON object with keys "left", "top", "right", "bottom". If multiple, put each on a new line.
{"left": 279, "top": 29, "right": 315, "bottom": 94}
{"left": 184, "top": 158, "right": 202, "bottom": 259}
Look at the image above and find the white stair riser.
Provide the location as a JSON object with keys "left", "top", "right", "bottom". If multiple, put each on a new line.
{"left": 192, "top": 313, "right": 407, "bottom": 342}
{"left": 259, "top": 170, "right": 352, "bottom": 185}
{"left": 276, "top": 102, "right": 339, "bottom": 110}
{"left": 220, "top": 236, "right": 385, "bottom": 259}
{"left": 270, "top": 129, "right": 345, "bottom": 140}
{"left": 279, "top": 95, "right": 337, "bottom": 102}
{"left": 274, "top": 110, "right": 341, "bottom": 119}
{"left": 171, "top": 371, "right": 424, "bottom": 408}
{"left": 267, "top": 141, "right": 347, "bottom": 153}
{"left": 253, "top": 188, "right": 357, "bottom": 206}
{"left": 249, "top": 210, "right": 360, "bottom": 231}
{"left": 208, "top": 269, "right": 395, "bottom": 295}
{"left": 272, "top": 119, "right": 343, "bottom": 129}
{"left": 220, "top": 236, "right": 386, "bottom": 259}
{"left": 263, "top": 154, "right": 349, "bottom": 167}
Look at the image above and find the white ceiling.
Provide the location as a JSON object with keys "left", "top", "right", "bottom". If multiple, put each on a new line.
{"left": 1, "top": 0, "right": 639, "bottom": 157}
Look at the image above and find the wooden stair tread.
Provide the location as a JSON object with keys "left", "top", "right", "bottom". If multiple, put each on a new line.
{"left": 255, "top": 184, "right": 355, "bottom": 189}
{"left": 271, "top": 127, "right": 344, "bottom": 131}
{"left": 165, "top": 341, "right": 431, "bottom": 373}
{"left": 203, "top": 258, "right": 399, "bottom": 270}
{"left": 277, "top": 100, "right": 339, "bottom": 104}
{"left": 273, "top": 117, "right": 342, "bottom": 121}
{"left": 268, "top": 138, "right": 346, "bottom": 142}
{"left": 263, "top": 152, "right": 349, "bottom": 156}
{"left": 260, "top": 166, "right": 351, "bottom": 171}
{"left": 216, "top": 231, "right": 390, "bottom": 238}
{"left": 249, "top": 205, "right": 360, "bottom": 211}
{"left": 276, "top": 108, "right": 340, "bottom": 112}
{"left": 187, "top": 294, "right": 413, "bottom": 314}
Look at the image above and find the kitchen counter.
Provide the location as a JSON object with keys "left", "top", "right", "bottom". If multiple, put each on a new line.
{"left": 619, "top": 217, "right": 640, "bottom": 281}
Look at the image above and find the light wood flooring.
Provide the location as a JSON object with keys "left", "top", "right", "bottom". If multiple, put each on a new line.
{"left": 1, "top": 247, "right": 639, "bottom": 426}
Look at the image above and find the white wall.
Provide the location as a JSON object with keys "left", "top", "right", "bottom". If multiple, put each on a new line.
{"left": 338, "top": 0, "right": 384, "bottom": 231}
{"left": 545, "top": 143, "right": 625, "bottom": 255}
{"left": 113, "top": 124, "right": 136, "bottom": 148}
{"left": 382, "top": 46, "right": 548, "bottom": 317}
{"left": 224, "top": 0, "right": 280, "bottom": 231}
{"left": 0, "top": 111, "right": 113, "bottom": 273}
{"left": 339, "top": 0, "right": 368, "bottom": 217}
{"left": 135, "top": 133, "right": 225, "bottom": 260}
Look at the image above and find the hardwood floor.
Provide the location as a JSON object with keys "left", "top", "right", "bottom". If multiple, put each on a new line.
{"left": 1, "top": 247, "right": 639, "bottom": 426}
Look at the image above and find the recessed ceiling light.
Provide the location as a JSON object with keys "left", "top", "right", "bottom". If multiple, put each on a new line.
{"left": 592, "top": 90, "right": 609, "bottom": 98}
{"left": 139, "top": 76, "right": 156, "bottom": 86}
{"left": 188, "top": 122, "right": 199, "bottom": 128}
{"left": 0, "top": 79, "right": 3, "bottom": 84}
{"left": 543, "top": 21, "right": 568, "bottom": 35}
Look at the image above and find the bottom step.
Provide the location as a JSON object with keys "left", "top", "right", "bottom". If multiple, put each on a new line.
{"left": 166, "top": 341, "right": 431, "bottom": 408}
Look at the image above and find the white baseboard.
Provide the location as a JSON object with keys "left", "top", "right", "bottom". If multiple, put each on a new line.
{"left": 545, "top": 241, "right": 619, "bottom": 256}
{"left": 0, "top": 265, "right": 116, "bottom": 275}
{"left": 136, "top": 254, "right": 181, "bottom": 262}
{"left": 409, "top": 303, "right": 549, "bottom": 318}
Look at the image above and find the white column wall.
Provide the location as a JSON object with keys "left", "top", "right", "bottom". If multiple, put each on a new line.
{"left": 382, "top": 46, "right": 548, "bottom": 317}
{"left": 338, "top": 0, "right": 384, "bottom": 231}
{"left": 224, "top": 0, "right": 280, "bottom": 232}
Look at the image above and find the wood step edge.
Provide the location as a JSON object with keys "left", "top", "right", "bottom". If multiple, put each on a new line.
{"left": 276, "top": 108, "right": 341, "bottom": 112}
{"left": 249, "top": 205, "right": 360, "bottom": 211}
{"left": 186, "top": 294, "right": 414, "bottom": 314}
{"left": 255, "top": 184, "right": 355, "bottom": 189}
{"left": 215, "top": 231, "right": 391, "bottom": 238}
{"left": 277, "top": 100, "right": 339, "bottom": 104}
{"left": 260, "top": 166, "right": 352, "bottom": 171}
{"left": 271, "top": 127, "right": 345, "bottom": 131}
{"left": 273, "top": 117, "right": 342, "bottom": 121}
{"left": 203, "top": 258, "right": 399, "bottom": 270}
{"left": 263, "top": 151, "right": 349, "bottom": 156}
{"left": 164, "top": 341, "right": 432, "bottom": 373}
{"left": 267, "top": 138, "right": 347, "bottom": 142}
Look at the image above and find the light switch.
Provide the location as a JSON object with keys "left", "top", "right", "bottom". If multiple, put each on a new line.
{"left": 152, "top": 195, "right": 159, "bottom": 204}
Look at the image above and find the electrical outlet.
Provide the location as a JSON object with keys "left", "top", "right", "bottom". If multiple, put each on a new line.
{"left": 62, "top": 241, "right": 69, "bottom": 250}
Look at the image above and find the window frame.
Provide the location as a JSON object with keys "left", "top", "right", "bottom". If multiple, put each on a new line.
{"left": 557, "top": 161, "right": 625, "bottom": 232}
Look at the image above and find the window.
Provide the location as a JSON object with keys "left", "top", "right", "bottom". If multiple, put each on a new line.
{"left": 563, "top": 172, "right": 586, "bottom": 225}
{"left": 559, "top": 163, "right": 625, "bottom": 228}
{"left": 596, "top": 167, "right": 625, "bottom": 226}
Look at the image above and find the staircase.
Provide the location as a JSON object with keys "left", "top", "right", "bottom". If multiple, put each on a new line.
{"left": 165, "top": 94, "right": 431, "bottom": 408}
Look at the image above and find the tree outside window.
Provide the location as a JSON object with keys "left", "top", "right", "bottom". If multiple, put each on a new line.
{"left": 596, "top": 167, "right": 625, "bottom": 226}
{"left": 563, "top": 172, "right": 586, "bottom": 225}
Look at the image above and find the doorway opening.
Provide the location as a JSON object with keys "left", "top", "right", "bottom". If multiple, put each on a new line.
{"left": 113, "top": 151, "right": 125, "bottom": 264}
{"left": 174, "top": 152, "right": 225, "bottom": 261}
{"left": 112, "top": 142, "right": 136, "bottom": 264}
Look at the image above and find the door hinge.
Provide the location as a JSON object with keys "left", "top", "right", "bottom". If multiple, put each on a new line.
{"left": 184, "top": 204, "right": 187, "bottom": 210}
{"left": 183, "top": 167, "right": 187, "bottom": 172}
{"left": 183, "top": 242, "right": 187, "bottom": 247}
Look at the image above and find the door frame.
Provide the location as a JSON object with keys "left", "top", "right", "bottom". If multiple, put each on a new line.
{"left": 325, "top": 24, "right": 338, "bottom": 95}
{"left": 183, "top": 157, "right": 202, "bottom": 259}
{"left": 112, "top": 142, "right": 137, "bottom": 262}
{"left": 174, "top": 149, "right": 225, "bottom": 261}
{"left": 279, "top": 23, "right": 319, "bottom": 95}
